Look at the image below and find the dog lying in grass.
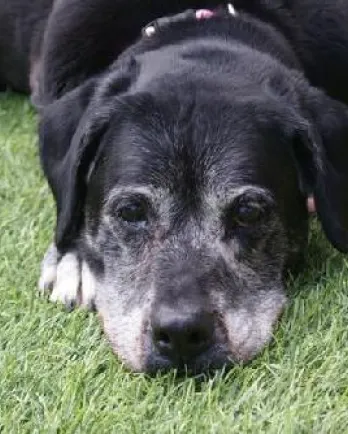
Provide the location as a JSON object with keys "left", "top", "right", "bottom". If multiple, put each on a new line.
{"left": 1, "top": 0, "right": 348, "bottom": 373}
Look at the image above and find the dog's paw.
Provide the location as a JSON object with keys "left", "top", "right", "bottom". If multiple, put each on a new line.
{"left": 38, "top": 243, "right": 96, "bottom": 310}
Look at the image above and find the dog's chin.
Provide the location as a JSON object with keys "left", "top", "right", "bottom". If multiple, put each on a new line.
{"left": 104, "top": 325, "right": 236, "bottom": 374}
{"left": 144, "top": 348, "right": 234, "bottom": 376}
{"left": 110, "top": 332, "right": 260, "bottom": 374}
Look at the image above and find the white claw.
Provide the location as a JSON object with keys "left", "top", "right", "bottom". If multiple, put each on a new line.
{"left": 80, "top": 261, "right": 97, "bottom": 309}
{"left": 38, "top": 244, "right": 59, "bottom": 295}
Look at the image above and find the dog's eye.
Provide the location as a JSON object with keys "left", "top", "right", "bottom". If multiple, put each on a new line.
{"left": 234, "top": 203, "right": 263, "bottom": 226}
{"left": 118, "top": 201, "right": 148, "bottom": 226}
{"left": 223, "top": 191, "right": 273, "bottom": 238}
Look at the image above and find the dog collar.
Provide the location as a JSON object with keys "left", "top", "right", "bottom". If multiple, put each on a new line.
{"left": 143, "top": 3, "right": 238, "bottom": 37}
{"left": 196, "top": 3, "right": 237, "bottom": 20}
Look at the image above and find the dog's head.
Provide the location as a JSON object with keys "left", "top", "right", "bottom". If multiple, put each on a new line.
{"left": 40, "top": 28, "right": 348, "bottom": 372}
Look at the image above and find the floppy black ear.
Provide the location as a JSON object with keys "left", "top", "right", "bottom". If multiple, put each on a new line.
{"left": 294, "top": 87, "right": 348, "bottom": 252}
{"left": 39, "top": 79, "right": 101, "bottom": 251}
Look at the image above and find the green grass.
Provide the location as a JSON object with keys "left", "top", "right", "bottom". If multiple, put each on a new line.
{"left": 1, "top": 93, "right": 348, "bottom": 433}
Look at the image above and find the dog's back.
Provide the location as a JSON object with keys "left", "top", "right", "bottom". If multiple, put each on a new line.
{"left": 0, "top": 0, "right": 53, "bottom": 92}
{"left": 2, "top": 0, "right": 348, "bottom": 104}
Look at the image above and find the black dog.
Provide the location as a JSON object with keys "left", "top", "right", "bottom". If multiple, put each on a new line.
{"left": 2, "top": 0, "right": 348, "bottom": 373}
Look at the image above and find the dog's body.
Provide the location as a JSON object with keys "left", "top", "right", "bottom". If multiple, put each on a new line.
{"left": 2, "top": 0, "right": 348, "bottom": 372}
{"left": 0, "top": 0, "right": 53, "bottom": 92}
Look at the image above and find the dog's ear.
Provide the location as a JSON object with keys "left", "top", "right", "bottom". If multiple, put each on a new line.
{"left": 39, "top": 79, "right": 100, "bottom": 251}
{"left": 290, "top": 86, "right": 348, "bottom": 252}
{"left": 39, "top": 65, "right": 135, "bottom": 251}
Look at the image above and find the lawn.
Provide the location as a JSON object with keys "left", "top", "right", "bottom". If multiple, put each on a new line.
{"left": 0, "top": 92, "right": 348, "bottom": 433}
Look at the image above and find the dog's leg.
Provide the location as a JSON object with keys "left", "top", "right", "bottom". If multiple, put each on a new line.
{"left": 38, "top": 243, "right": 96, "bottom": 310}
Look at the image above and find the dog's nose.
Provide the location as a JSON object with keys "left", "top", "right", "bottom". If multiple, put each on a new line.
{"left": 152, "top": 307, "right": 214, "bottom": 362}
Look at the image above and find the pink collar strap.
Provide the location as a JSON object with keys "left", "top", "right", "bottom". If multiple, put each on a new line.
{"left": 196, "top": 3, "right": 237, "bottom": 20}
